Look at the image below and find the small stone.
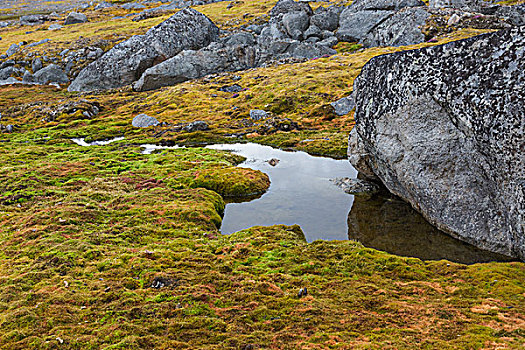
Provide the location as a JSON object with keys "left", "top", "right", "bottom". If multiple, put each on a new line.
{"left": 330, "top": 94, "right": 355, "bottom": 116}
{"left": 298, "top": 287, "right": 308, "bottom": 297}
{"left": 48, "top": 23, "right": 63, "bottom": 30}
{"left": 250, "top": 109, "right": 269, "bottom": 121}
{"left": 183, "top": 120, "right": 209, "bottom": 132}
{"left": 132, "top": 114, "right": 159, "bottom": 128}
{"left": 219, "top": 84, "right": 243, "bottom": 93}
{"left": 331, "top": 177, "right": 380, "bottom": 195}
{"left": 448, "top": 14, "right": 461, "bottom": 26}
{"left": 268, "top": 158, "right": 280, "bottom": 166}
{"left": 6, "top": 43, "right": 19, "bottom": 57}
{"left": 65, "top": 12, "right": 88, "bottom": 25}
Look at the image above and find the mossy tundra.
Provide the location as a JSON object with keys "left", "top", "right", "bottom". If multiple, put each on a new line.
{"left": 0, "top": 0, "right": 523, "bottom": 349}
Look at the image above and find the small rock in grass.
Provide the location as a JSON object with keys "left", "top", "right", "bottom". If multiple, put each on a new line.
{"left": 183, "top": 120, "right": 209, "bottom": 132}
{"left": 250, "top": 109, "right": 269, "bottom": 121}
{"left": 330, "top": 94, "right": 355, "bottom": 116}
{"left": 48, "top": 23, "right": 63, "bottom": 30}
{"left": 132, "top": 114, "right": 159, "bottom": 128}
{"left": 64, "top": 12, "right": 88, "bottom": 25}
{"left": 219, "top": 84, "right": 243, "bottom": 93}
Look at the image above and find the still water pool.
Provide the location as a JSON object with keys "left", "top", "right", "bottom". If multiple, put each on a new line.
{"left": 72, "top": 138, "right": 514, "bottom": 263}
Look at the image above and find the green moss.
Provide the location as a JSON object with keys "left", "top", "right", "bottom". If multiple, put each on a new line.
{"left": 0, "top": 3, "right": 523, "bottom": 348}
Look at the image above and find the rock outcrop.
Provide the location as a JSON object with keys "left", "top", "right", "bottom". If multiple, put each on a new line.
{"left": 348, "top": 27, "right": 524, "bottom": 259}
{"left": 68, "top": 8, "right": 220, "bottom": 92}
{"left": 133, "top": 42, "right": 259, "bottom": 91}
{"left": 66, "top": 0, "right": 524, "bottom": 93}
{"left": 337, "top": 0, "right": 428, "bottom": 46}
{"left": 64, "top": 12, "right": 88, "bottom": 25}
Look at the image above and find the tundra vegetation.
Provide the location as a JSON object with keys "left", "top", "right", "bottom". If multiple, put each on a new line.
{"left": 0, "top": 0, "right": 523, "bottom": 349}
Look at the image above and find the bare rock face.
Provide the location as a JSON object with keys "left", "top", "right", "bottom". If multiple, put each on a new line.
{"left": 68, "top": 8, "right": 219, "bottom": 92}
{"left": 361, "top": 7, "right": 430, "bottom": 47}
{"left": 133, "top": 43, "right": 259, "bottom": 91}
{"left": 336, "top": 0, "right": 428, "bottom": 46}
{"left": 349, "top": 27, "right": 524, "bottom": 259}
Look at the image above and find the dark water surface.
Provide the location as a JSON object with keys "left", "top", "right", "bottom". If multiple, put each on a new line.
{"left": 207, "top": 143, "right": 514, "bottom": 264}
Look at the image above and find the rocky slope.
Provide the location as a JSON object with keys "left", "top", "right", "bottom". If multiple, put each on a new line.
{"left": 349, "top": 26, "right": 524, "bottom": 259}
{"left": 2, "top": 0, "right": 521, "bottom": 92}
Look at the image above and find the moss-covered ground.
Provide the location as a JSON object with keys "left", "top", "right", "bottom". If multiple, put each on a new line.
{"left": 0, "top": 1, "right": 523, "bottom": 348}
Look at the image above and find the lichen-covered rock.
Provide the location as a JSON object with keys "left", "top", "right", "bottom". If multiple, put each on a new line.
{"left": 68, "top": 8, "right": 219, "bottom": 92}
{"left": 33, "top": 64, "right": 69, "bottom": 84}
{"left": 64, "top": 12, "right": 88, "bottom": 25}
{"left": 493, "top": 5, "right": 525, "bottom": 26}
{"left": 429, "top": 0, "right": 478, "bottom": 10}
{"left": 133, "top": 43, "right": 259, "bottom": 91}
{"left": 349, "top": 27, "right": 524, "bottom": 259}
{"left": 337, "top": 9, "right": 394, "bottom": 42}
{"left": 349, "top": 0, "right": 425, "bottom": 12}
{"left": 132, "top": 114, "right": 159, "bottom": 128}
{"left": 362, "top": 7, "right": 430, "bottom": 47}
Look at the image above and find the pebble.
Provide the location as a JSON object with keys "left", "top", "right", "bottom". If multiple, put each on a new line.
{"left": 268, "top": 158, "right": 280, "bottom": 166}
{"left": 298, "top": 287, "right": 308, "bottom": 298}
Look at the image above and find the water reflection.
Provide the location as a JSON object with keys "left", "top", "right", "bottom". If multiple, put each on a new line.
{"left": 347, "top": 191, "right": 515, "bottom": 264}
{"left": 207, "top": 143, "right": 357, "bottom": 242}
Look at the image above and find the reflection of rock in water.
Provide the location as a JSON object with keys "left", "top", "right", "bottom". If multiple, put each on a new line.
{"left": 347, "top": 192, "right": 515, "bottom": 264}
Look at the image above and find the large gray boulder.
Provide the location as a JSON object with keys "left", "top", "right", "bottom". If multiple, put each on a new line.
{"left": 68, "top": 8, "right": 219, "bottom": 92}
{"left": 310, "top": 6, "right": 341, "bottom": 31}
{"left": 337, "top": 9, "right": 393, "bottom": 42}
{"left": 362, "top": 7, "right": 430, "bottom": 47}
{"left": 282, "top": 11, "right": 310, "bottom": 40}
{"left": 33, "top": 64, "right": 69, "bottom": 84}
{"left": 133, "top": 43, "right": 259, "bottom": 91}
{"left": 349, "top": 27, "right": 524, "bottom": 259}
{"left": 64, "top": 12, "right": 88, "bottom": 25}
{"left": 270, "top": 0, "right": 313, "bottom": 17}
{"left": 349, "top": 0, "right": 425, "bottom": 11}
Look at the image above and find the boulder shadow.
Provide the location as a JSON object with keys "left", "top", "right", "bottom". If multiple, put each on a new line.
{"left": 347, "top": 190, "right": 516, "bottom": 264}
